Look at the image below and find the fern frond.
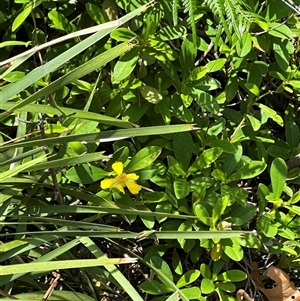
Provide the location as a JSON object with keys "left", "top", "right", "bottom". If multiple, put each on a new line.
{"left": 172, "top": 0, "right": 179, "bottom": 26}
{"left": 182, "top": 0, "right": 197, "bottom": 43}
{"left": 204, "top": 0, "right": 232, "bottom": 44}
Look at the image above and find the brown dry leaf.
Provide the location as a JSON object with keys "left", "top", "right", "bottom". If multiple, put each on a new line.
{"left": 251, "top": 263, "right": 300, "bottom": 301}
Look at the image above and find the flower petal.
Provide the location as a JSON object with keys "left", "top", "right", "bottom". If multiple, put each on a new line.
{"left": 125, "top": 181, "right": 142, "bottom": 194}
{"left": 126, "top": 173, "right": 139, "bottom": 180}
{"left": 112, "top": 162, "right": 123, "bottom": 175}
{"left": 116, "top": 183, "right": 125, "bottom": 194}
{"left": 101, "top": 178, "right": 118, "bottom": 189}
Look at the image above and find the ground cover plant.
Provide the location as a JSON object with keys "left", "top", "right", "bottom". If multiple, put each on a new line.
{"left": 0, "top": 0, "right": 300, "bottom": 300}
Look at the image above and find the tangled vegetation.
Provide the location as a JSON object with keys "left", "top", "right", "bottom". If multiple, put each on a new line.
{"left": 0, "top": 0, "right": 300, "bottom": 300}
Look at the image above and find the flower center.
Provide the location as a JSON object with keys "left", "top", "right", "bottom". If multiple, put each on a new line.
{"left": 117, "top": 173, "right": 128, "bottom": 183}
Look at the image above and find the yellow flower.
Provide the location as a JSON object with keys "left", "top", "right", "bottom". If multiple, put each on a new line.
{"left": 100, "top": 162, "right": 141, "bottom": 194}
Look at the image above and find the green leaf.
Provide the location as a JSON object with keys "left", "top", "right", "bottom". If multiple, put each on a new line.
{"left": 200, "top": 263, "right": 211, "bottom": 279}
{"left": 286, "top": 121, "right": 299, "bottom": 149}
{"left": 139, "top": 280, "right": 171, "bottom": 295}
{"left": 212, "top": 196, "right": 228, "bottom": 224}
{"left": 227, "top": 161, "right": 267, "bottom": 183}
{"left": 273, "top": 39, "right": 290, "bottom": 71}
{"left": 86, "top": 3, "right": 107, "bottom": 24}
{"left": 150, "top": 256, "right": 173, "bottom": 282}
{"left": 111, "top": 27, "right": 138, "bottom": 41}
{"left": 201, "top": 278, "right": 215, "bottom": 294}
{"left": 126, "top": 146, "right": 161, "bottom": 172}
{"left": 2, "top": 258, "right": 136, "bottom": 275}
{"left": 176, "top": 270, "right": 201, "bottom": 288}
{"left": 257, "top": 215, "right": 278, "bottom": 237}
{"left": 270, "top": 158, "right": 287, "bottom": 199}
{"left": 236, "top": 32, "right": 252, "bottom": 57}
{"left": 155, "top": 25, "right": 187, "bottom": 41}
{"left": 113, "top": 47, "right": 139, "bottom": 82}
{"left": 247, "top": 114, "right": 261, "bottom": 131}
{"left": 174, "top": 179, "right": 190, "bottom": 199}
{"left": 193, "top": 203, "right": 211, "bottom": 226}
{"left": 244, "top": 83, "right": 260, "bottom": 97}
{"left": 66, "top": 164, "right": 108, "bottom": 184}
{"left": 12, "top": 2, "right": 33, "bottom": 32}
{"left": 173, "top": 132, "right": 193, "bottom": 171}
{"left": 7, "top": 291, "right": 96, "bottom": 301}
{"left": 48, "top": 10, "right": 74, "bottom": 33}
{"left": 268, "top": 23, "right": 293, "bottom": 39}
{"left": 216, "top": 270, "right": 247, "bottom": 282}
{"left": 192, "top": 89, "right": 220, "bottom": 114}
{"left": 186, "top": 67, "right": 208, "bottom": 82}
{"left": 188, "top": 148, "right": 223, "bottom": 175}
{"left": 207, "top": 140, "right": 236, "bottom": 154}
{"left": 205, "top": 59, "right": 227, "bottom": 72}
{"left": 179, "top": 35, "right": 197, "bottom": 80}
{"left": 222, "top": 239, "right": 244, "bottom": 261}
{"left": 139, "top": 84, "right": 163, "bottom": 104}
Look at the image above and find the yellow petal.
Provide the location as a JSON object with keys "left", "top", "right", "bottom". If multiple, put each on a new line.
{"left": 116, "top": 183, "right": 125, "bottom": 194}
{"left": 112, "top": 162, "right": 123, "bottom": 175}
{"left": 126, "top": 173, "right": 139, "bottom": 180}
{"left": 125, "top": 181, "right": 142, "bottom": 194}
{"left": 101, "top": 178, "right": 117, "bottom": 189}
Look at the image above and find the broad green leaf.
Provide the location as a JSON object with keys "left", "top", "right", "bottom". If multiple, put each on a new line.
{"left": 286, "top": 121, "right": 299, "bottom": 149}
{"left": 139, "top": 280, "right": 171, "bottom": 295}
{"left": 256, "top": 103, "right": 283, "bottom": 126}
{"left": 205, "top": 59, "right": 227, "bottom": 72}
{"left": 174, "top": 179, "right": 190, "bottom": 199}
{"left": 273, "top": 39, "right": 290, "bottom": 71}
{"left": 176, "top": 270, "right": 201, "bottom": 288}
{"left": 111, "top": 27, "right": 138, "bottom": 41}
{"left": 270, "top": 158, "right": 287, "bottom": 199}
{"left": 193, "top": 203, "right": 211, "bottom": 226}
{"left": 150, "top": 256, "right": 173, "bottom": 282}
{"left": 186, "top": 67, "right": 208, "bottom": 82}
{"left": 257, "top": 215, "right": 278, "bottom": 237}
{"left": 180, "top": 35, "right": 197, "bottom": 80}
{"left": 236, "top": 32, "right": 252, "bottom": 57}
{"left": 113, "top": 47, "right": 139, "bottom": 82}
{"left": 86, "top": 3, "right": 107, "bottom": 24}
{"left": 188, "top": 148, "right": 223, "bottom": 175}
{"left": 215, "top": 282, "right": 236, "bottom": 293}
{"left": 223, "top": 144, "right": 243, "bottom": 176}
{"left": 201, "top": 278, "right": 215, "bottom": 294}
{"left": 193, "top": 89, "right": 219, "bottom": 114}
{"left": 155, "top": 25, "right": 187, "bottom": 41}
{"left": 126, "top": 146, "right": 161, "bottom": 172}
{"left": 139, "top": 84, "right": 163, "bottom": 104}
{"left": 227, "top": 161, "right": 267, "bottom": 183}
{"left": 12, "top": 1, "right": 33, "bottom": 32}
{"left": 172, "top": 249, "right": 183, "bottom": 275}
{"left": 247, "top": 114, "right": 261, "bottom": 131}
{"left": 48, "top": 10, "right": 74, "bottom": 33}
{"left": 268, "top": 23, "right": 293, "bottom": 39}
{"left": 208, "top": 140, "right": 236, "bottom": 154}
{"left": 212, "top": 196, "right": 228, "bottom": 224}
{"left": 216, "top": 270, "right": 247, "bottom": 282}
{"left": 173, "top": 132, "right": 193, "bottom": 171}
{"left": 159, "top": 60, "right": 181, "bottom": 88}
{"left": 222, "top": 239, "right": 244, "bottom": 261}
{"left": 66, "top": 164, "right": 108, "bottom": 184}
{"left": 244, "top": 83, "right": 260, "bottom": 97}
{"left": 200, "top": 263, "right": 211, "bottom": 279}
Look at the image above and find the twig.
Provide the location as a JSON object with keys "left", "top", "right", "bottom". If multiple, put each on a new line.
{"left": 194, "top": 40, "right": 214, "bottom": 66}
{"left": 237, "top": 289, "right": 255, "bottom": 301}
